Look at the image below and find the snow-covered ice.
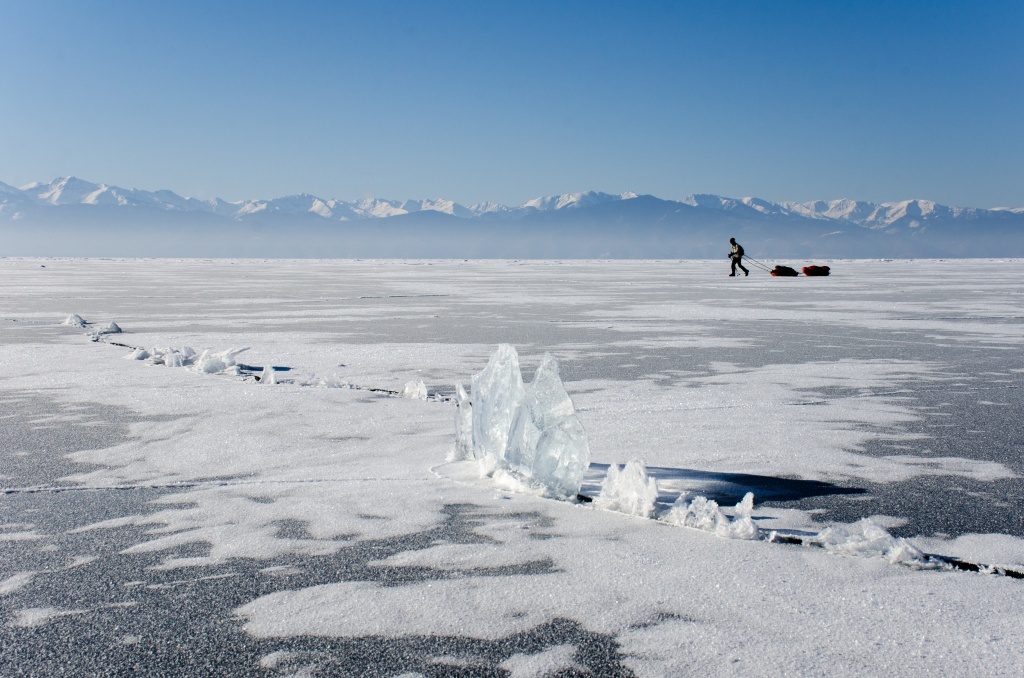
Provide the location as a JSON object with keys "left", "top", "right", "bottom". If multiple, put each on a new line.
{"left": 2, "top": 257, "right": 1024, "bottom": 675}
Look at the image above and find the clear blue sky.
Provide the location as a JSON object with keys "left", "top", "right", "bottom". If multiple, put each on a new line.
{"left": 2, "top": 0, "right": 1021, "bottom": 207}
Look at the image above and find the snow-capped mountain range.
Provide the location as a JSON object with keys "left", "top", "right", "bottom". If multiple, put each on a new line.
{"left": 2, "top": 177, "right": 1022, "bottom": 258}
{"left": 4, "top": 176, "right": 1020, "bottom": 227}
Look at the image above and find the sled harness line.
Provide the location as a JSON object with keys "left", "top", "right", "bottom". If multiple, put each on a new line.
{"left": 743, "top": 255, "right": 774, "bottom": 272}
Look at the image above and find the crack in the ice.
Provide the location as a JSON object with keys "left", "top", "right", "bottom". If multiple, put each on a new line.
{"left": 1, "top": 477, "right": 431, "bottom": 495}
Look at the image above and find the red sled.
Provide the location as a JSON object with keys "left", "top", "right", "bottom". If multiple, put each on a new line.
{"left": 802, "top": 265, "right": 830, "bottom": 276}
{"left": 770, "top": 265, "right": 799, "bottom": 277}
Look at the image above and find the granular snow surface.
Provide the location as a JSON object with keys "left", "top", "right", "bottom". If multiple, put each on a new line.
{"left": 1, "top": 257, "right": 1023, "bottom": 675}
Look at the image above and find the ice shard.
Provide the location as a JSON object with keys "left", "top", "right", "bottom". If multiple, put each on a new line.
{"left": 402, "top": 379, "right": 428, "bottom": 400}
{"left": 470, "top": 344, "right": 525, "bottom": 469}
{"left": 504, "top": 354, "right": 590, "bottom": 499}
{"left": 452, "top": 383, "right": 473, "bottom": 461}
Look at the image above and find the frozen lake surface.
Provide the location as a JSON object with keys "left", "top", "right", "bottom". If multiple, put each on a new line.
{"left": 2, "top": 258, "right": 1023, "bottom": 675}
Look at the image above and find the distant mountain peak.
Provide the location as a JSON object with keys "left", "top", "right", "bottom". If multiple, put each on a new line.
{"left": 521, "top": 191, "right": 629, "bottom": 211}
{"left": 2, "top": 176, "right": 1022, "bottom": 258}
{"left": 2, "top": 177, "right": 1021, "bottom": 232}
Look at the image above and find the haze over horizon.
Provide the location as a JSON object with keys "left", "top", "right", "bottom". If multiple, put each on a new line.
{"left": 2, "top": 1, "right": 1022, "bottom": 208}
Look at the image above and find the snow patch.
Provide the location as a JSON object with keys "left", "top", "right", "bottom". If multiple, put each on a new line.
{"left": 500, "top": 644, "right": 582, "bottom": 677}
{"left": 13, "top": 607, "right": 85, "bottom": 628}
{"left": 0, "top": 572, "right": 35, "bottom": 596}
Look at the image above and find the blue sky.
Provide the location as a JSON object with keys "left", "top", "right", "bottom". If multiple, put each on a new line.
{"left": 2, "top": 1, "right": 1021, "bottom": 207}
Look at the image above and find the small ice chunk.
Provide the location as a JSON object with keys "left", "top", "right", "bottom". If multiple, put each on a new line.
{"left": 142, "top": 346, "right": 197, "bottom": 367}
{"left": 402, "top": 379, "right": 428, "bottom": 400}
{"left": 471, "top": 344, "right": 525, "bottom": 469}
{"left": 594, "top": 460, "right": 658, "bottom": 517}
{"left": 62, "top": 314, "right": 86, "bottom": 327}
{"left": 813, "top": 518, "right": 933, "bottom": 566}
{"left": 452, "top": 383, "right": 474, "bottom": 461}
{"left": 661, "top": 491, "right": 760, "bottom": 540}
{"left": 192, "top": 347, "right": 250, "bottom": 374}
{"left": 662, "top": 493, "right": 724, "bottom": 531}
{"left": 726, "top": 492, "right": 760, "bottom": 540}
{"left": 504, "top": 354, "right": 590, "bottom": 499}
{"left": 260, "top": 365, "right": 277, "bottom": 385}
{"left": 101, "top": 322, "right": 122, "bottom": 334}
{"left": 126, "top": 348, "right": 150, "bottom": 361}
{"left": 161, "top": 349, "right": 188, "bottom": 368}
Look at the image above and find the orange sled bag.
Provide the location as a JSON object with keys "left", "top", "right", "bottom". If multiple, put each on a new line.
{"left": 770, "top": 265, "right": 799, "bottom": 277}
{"left": 802, "top": 265, "right": 830, "bottom": 276}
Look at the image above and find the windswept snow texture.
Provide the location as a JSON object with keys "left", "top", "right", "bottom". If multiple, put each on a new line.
{"left": 2, "top": 258, "right": 1024, "bottom": 676}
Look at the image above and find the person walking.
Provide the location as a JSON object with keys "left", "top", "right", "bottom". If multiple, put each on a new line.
{"left": 729, "top": 238, "right": 749, "bottom": 276}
